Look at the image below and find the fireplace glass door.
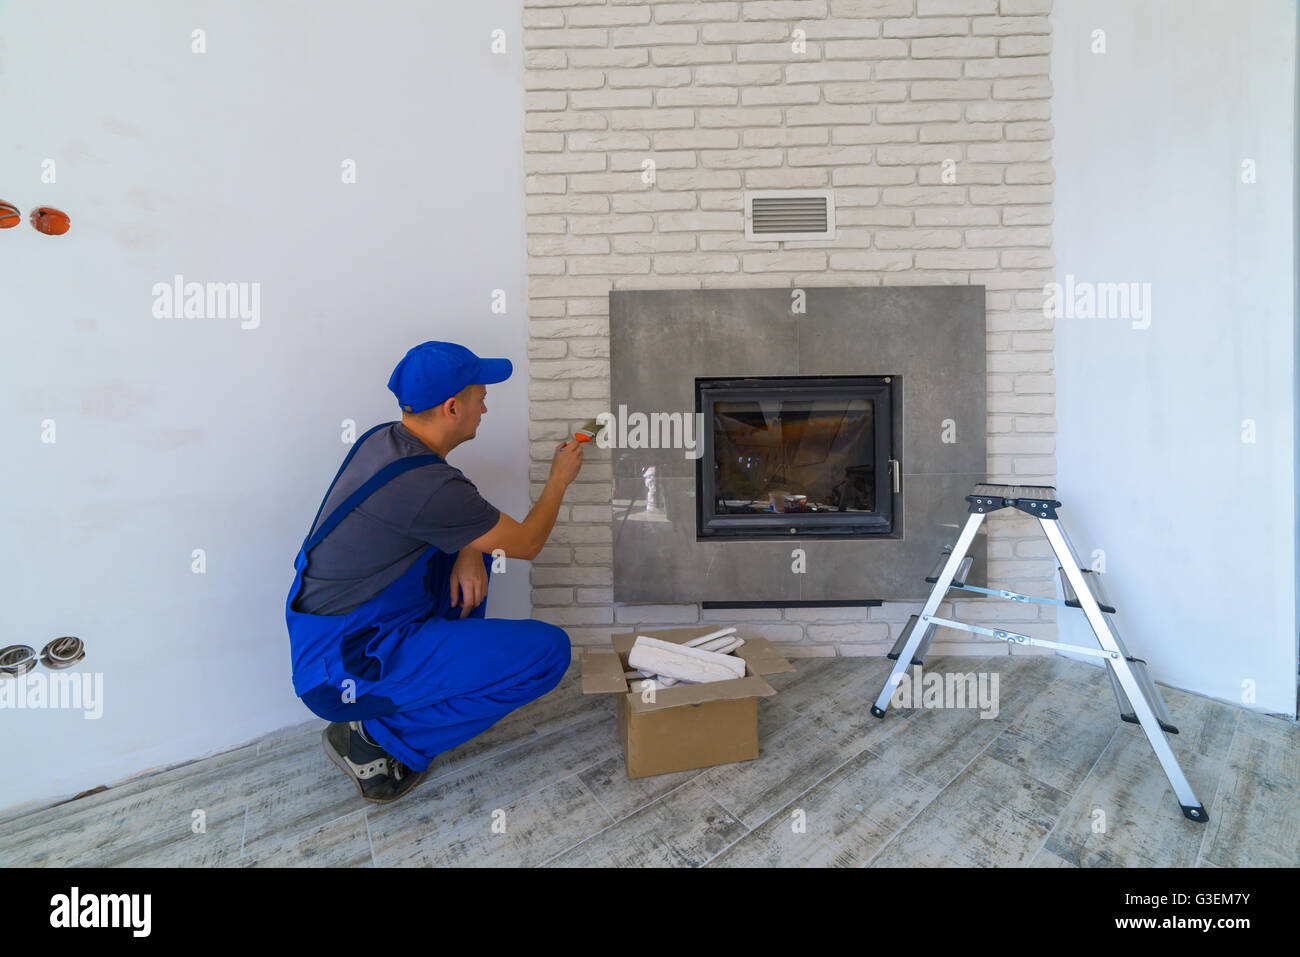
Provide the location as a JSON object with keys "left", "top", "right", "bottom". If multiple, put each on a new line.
{"left": 696, "top": 376, "right": 897, "bottom": 538}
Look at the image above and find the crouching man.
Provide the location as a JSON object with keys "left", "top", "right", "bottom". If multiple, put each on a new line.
{"left": 284, "top": 340, "right": 585, "bottom": 803}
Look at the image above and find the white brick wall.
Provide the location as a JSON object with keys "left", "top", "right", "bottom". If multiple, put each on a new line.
{"left": 522, "top": 0, "right": 1056, "bottom": 659}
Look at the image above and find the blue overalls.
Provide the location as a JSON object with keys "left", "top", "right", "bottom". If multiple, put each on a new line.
{"left": 284, "top": 423, "right": 572, "bottom": 773}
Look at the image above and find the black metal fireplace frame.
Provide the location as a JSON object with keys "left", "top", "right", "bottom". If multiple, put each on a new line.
{"left": 695, "top": 374, "right": 900, "bottom": 540}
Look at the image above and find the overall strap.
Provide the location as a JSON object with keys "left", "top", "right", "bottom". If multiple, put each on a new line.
{"left": 304, "top": 452, "right": 444, "bottom": 556}
{"left": 304, "top": 422, "right": 396, "bottom": 545}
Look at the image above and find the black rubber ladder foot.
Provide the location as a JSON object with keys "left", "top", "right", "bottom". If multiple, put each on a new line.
{"left": 1181, "top": 804, "right": 1209, "bottom": 824}
{"left": 870, "top": 705, "right": 887, "bottom": 719}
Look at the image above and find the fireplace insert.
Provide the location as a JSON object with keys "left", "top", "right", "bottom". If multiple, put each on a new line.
{"left": 696, "top": 375, "right": 899, "bottom": 539}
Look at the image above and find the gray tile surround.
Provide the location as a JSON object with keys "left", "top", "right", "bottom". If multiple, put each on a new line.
{"left": 610, "top": 286, "right": 987, "bottom": 604}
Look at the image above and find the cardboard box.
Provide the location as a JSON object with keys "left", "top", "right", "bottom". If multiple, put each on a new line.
{"left": 580, "top": 626, "right": 796, "bottom": 779}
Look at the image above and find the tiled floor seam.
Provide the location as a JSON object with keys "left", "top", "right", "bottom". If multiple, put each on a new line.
{"left": 250, "top": 807, "right": 382, "bottom": 865}
{"left": 412, "top": 708, "right": 606, "bottom": 789}
{"left": 857, "top": 772, "right": 950, "bottom": 867}
{"left": 2, "top": 752, "right": 259, "bottom": 831}
{"left": 860, "top": 712, "right": 1032, "bottom": 867}
{"left": 1194, "top": 709, "right": 1240, "bottom": 868}
{"left": 418, "top": 703, "right": 610, "bottom": 787}
{"left": 229, "top": 726, "right": 572, "bottom": 866}
{"left": 571, "top": 772, "right": 618, "bottom": 828}
{"left": 703, "top": 793, "right": 751, "bottom": 841}
{"left": 1032, "top": 724, "right": 1121, "bottom": 866}
{"left": 975, "top": 706, "right": 1115, "bottom": 866}
{"left": 531, "top": 771, "right": 714, "bottom": 867}
{"left": 699, "top": 712, "right": 873, "bottom": 866}
{"left": 708, "top": 661, "right": 1013, "bottom": 863}
{"left": 374, "top": 726, "right": 630, "bottom": 866}
{"left": 500, "top": 770, "right": 620, "bottom": 868}
{"left": 373, "top": 767, "right": 602, "bottom": 867}
{"left": 813, "top": 661, "right": 1065, "bottom": 868}
{"left": 1024, "top": 800, "right": 1065, "bottom": 866}
{"left": 470, "top": 731, "right": 629, "bottom": 818}
{"left": 364, "top": 808, "right": 376, "bottom": 867}
{"left": 707, "top": 716, "right": 946, "bottom": 868}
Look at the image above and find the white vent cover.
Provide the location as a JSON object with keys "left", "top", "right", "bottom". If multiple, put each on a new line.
{"left": 744, "top": 189, "right": 836, "bottom": 242}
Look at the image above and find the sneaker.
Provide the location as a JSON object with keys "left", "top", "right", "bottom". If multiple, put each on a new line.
{"left": 322, "top": 721, "right": 429, "bottom": 804}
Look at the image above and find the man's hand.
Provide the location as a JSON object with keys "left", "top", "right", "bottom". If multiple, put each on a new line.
{"left": 549, "top": 438, "right": 584, "bottom": 487}
{"left": 449, "top": 548, "right": 488, "bottom": 618}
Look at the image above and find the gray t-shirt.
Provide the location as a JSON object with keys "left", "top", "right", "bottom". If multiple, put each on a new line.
{"left": 292, "top": 422, "right": 501, "bottom": 616}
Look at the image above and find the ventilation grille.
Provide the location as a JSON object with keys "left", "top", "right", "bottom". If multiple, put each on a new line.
{"left": 745, "top": 189, "right": 835, "bottom": 242}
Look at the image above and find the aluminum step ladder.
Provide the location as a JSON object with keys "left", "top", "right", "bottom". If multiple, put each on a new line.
{"left": 872, "top": 483, "right": 1208, "bottom": 823}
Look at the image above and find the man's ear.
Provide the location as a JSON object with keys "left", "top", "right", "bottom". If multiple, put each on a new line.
{"left": 444, "top": 386, "right": 473, "bottom": 417}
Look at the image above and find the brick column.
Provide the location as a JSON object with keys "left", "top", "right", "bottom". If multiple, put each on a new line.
{"left": 523, "top": 0, "right": 1056, "bottom": 658}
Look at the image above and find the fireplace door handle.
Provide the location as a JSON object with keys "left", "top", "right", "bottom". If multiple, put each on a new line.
{"left": 890, "top": 459, "right": 900, "bottom": 494}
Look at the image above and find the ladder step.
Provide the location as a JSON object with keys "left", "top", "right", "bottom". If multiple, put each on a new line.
{"left": 1109, "top": 657, "right": 1179, "bottom": 734}
{"left": 925, "top": 548, "right": 972, "bottom": 586}
{"left": 1058, "top": 567, "right": 1117, "bottom": 614}
{"left": 887, "top": 614, "right": 938, "bottom": 665}
{"left": 1128, "top": 657, "right": 1179, "bottom": 733}
{"left": 911, "top": 618, "right": 937, "bottom": 665}
{"left": 886, "top": 615, "right": 916, "bottom": 660}
{"left": 970, "top": 482, "right": 1057, "bottom": 501}
{"left": 968, "top": 483, "right": 1061, "bottom": 518}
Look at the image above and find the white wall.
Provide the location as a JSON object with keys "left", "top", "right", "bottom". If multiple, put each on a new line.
{"left": 1051, "top": 0, "right": 1296, "bottom": 715}
{"left": 0, "top": 1, "right": 531, "bottom": 813}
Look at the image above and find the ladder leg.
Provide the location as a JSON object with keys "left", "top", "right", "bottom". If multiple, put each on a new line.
{"left": 871, "top": 511, "right": 986, "bottom": 718}
{"left": 1040, "top": 517, "right": 1209, "bottom": 823}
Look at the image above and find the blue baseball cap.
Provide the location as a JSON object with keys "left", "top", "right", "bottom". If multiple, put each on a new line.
{"left": 387, "top": 341, "right": 513, "bottom": 414}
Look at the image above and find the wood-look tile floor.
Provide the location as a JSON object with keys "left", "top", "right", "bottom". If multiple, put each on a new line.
{"left": 2, "top": 655, "right": 1296, "bottom": 867}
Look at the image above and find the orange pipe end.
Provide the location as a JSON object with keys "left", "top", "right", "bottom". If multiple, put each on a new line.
{"left": 31, "top": 207, "right": 71, "bottom": 235}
